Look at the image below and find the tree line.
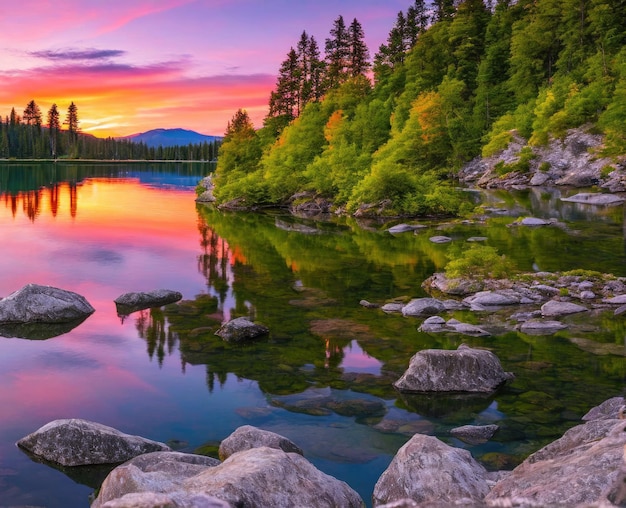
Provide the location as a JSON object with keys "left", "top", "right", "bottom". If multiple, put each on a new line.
{"left": 214, "top": 0, "right": 626, "bottom": 216}
{"left": 0, "top": 100, "right": 220, "bottom": 161}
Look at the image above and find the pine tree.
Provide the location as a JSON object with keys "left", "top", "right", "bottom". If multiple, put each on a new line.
{"left": 325, "top": 15, "right": 351, "bottom": 88}
{"left": 64, "top": 102, "right": 79, "bottom": 157}
{"left": 47, "top": 104, "right": 61, "bottom": 158}
{"left": 348, "top": 18, "right": 370, "bottom": 77}
{"left": 23, "top": 100, "right": 42, "bottom": 128}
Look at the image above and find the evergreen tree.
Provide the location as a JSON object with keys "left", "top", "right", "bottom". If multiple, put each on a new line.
{"left": 348, "top": 18, "right": 370, "bottom": 77}
{"left": 47, "top": 103, "right": 60, "bottom": 158}
{"left": 64, "top": 102, "right": 79, "bottom": 156}
{"left": 23, "top": 100, "right": 42, "bottom": 128}
{"left": 325, "top": 15, "right": 351, "bottom": 88}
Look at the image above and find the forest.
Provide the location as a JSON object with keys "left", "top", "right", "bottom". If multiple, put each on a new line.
{"left": 0, "top": 101, "right": 221, "bottom": 162}
{"left": 214, "top": 0, "right": 626, "bottom": 216}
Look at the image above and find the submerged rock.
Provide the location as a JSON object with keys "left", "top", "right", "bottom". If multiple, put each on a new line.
{"left": 0, "top": 283, "right": 94, "bottom": 324}
{"left": 17, "top": 419, "right": 170, "bottom": 467}
{"left": 372, "top": 433, "right": 490, "bottom": 506}
{"left": 561, "top": 192, "right": 625, "bottom": 205}
{"left": 214, "top": 317, "right": 269, "bottom": 343}
{"left": 393, "top": 343, "right": 514, "bottom": 393}
{"left": 450, "top": 424, "right": 499, "bottom": 445}
{"left": 218, "top": 425, "right": 303, "bottom": 460}
{"left": 519, "top": 319, "right": 568, "bottom": 335}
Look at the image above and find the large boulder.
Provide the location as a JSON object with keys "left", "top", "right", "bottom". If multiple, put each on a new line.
{"left": 401, "top": 298, "right": 446, "bottom": 317}
{"left": 92, "top": 451, "right": 222, "bottom": 508}
{"left": 372, "top": 433, "right": 490, "bottom": 506}
{"left": 114, "top": 289, "right": 183, "bottom": 314}
{"left": 485, "top": 412, "right": 626, "bottom": 506}
{"left": 182, "top": 446, "right": 364, "bottom": 507}
{"left": 393, "top": 343, "right": 514, "bottom": 393}
{"left": 98, "top": 492, "right": 228, "bottom": 508}
{"left": 218, "top": 425, "right": 303, "bottom": 460}
{"left": 0, "top": 283, "right": 94, "bottom": 324}
{"left": 17, "top": 419, "right": 170, "bottom": 466}
{"left": 214, "top": 317, "right": 269, "bottom": 343}
{"left": 541, "top": 299, "right": 587, "bottom": 317}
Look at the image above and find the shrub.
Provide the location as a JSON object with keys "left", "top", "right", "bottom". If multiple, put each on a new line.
{"left": 445, "top": 244, "right": 517, "bottom": 279}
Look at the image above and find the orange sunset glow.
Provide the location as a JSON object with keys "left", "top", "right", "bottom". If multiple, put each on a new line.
{"left": 0, "top": 0, "right": 408, "bottom": 138}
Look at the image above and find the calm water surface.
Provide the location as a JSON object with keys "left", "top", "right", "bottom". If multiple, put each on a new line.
{"left": 0, "top": 163, "right": 624, "bottom": 507}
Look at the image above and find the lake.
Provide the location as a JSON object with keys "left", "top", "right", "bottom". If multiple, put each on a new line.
{"left": 0, "top": 163, "right": 624, "bottom": 507}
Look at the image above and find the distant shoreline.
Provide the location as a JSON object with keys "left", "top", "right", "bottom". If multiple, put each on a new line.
{"left": 0, "top": 159, "right": 216, "bottom": 164}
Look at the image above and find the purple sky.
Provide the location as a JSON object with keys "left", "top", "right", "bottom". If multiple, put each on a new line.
{"left": 0, "top": 0, "right": 410, "bottom": 136}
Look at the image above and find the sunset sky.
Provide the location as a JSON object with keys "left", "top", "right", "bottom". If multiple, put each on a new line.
{"left": 0, "top": 0, "right": 411, "bottom": 138}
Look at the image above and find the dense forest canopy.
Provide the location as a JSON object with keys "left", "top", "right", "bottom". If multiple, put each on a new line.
{"left": 215, "top": 0, "right": 626, "bottom": 217}
{"left": 0, "top": 101, "right": 220, "bottom": 161}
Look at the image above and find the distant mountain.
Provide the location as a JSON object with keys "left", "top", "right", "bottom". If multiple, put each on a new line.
{"left": 125, "top": 128, "right": 222, "bottom": 148}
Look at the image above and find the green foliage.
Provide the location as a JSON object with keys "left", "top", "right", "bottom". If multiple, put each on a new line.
{"left": 445, "top": 244, "right": 517, "bottom": 279}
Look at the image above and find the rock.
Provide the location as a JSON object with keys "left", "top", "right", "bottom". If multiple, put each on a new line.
{"left": 359, "top": 299, "right": 380, "bottom": 309}
{"left": 99, "top": 492, "right": 228, "bottom": 508}
{"left": 463, "top": 290, "right": 520, "bottom": 307}
{"left": 214, "top": 317, "right": 269, "bottom": 343}
{"left": 419, "top": 317, "right": 490, "bottom": 337}
{"left": 615, "top": 304, "right": 626, "bottom": 316}
{"left": 422, "top": 273, "right": 484, "bottom": 296}
{"left": 372, "top": 433, "right": 490, "bottom": 506}
{"left": 0, "top": 283, "right": 95, "bottom": 324}
{"left": 114, "top": 289, "right": 183, "bottom": 314}
{"left": 218, "top": 425, "right": 303, "bottom": 460}
{"left": 275, "top": 219, "right": 320, "bottom": 234}
{"left": 603, "top": 294, "right": 626, "bottom": 304}
{"left": 582, "top": 396, "right": 625, "bottom": 421}
{"left": 429, "top": 235, "right": 452, "bottom": 243}
{"left": 388, "top": 224, "right": 425, "bottom": 234}
{"left": 579, "top": 290, "right": 596, "bottom": 299}
{"left": 450, "top": 424, "right": 499, "bottom": 445}
{"left": 381, "top": 303, "right": 404, "bottom": 313}
{"left": 183, "top": 447, "right": 364, "bottom": 507}
{"left": 92, "top": 452, "right": 222, "bottom": 508}
{"left": 485, "top": 417, "right": 626, "bottom": 506}
{"left": 530, "top": 171, "right": 551, "bottom": 186}
{"left": 541, "top": 299, "right": 587, "bottom": 317}
{"left": 518, "top": 217, "right": 552, "bottom": 226}
{"left": 393, "top": 343, "right": 514, "bottom": 393}
{"left": 561, "top": 192, "right": 625, "bottom": 205}
{"left": 466, "top": 236, "right": 488, "bottom": 242}
{"left": 519, "top": 319, "right": 568, "bottom": 335}
{"left": 401, "top": 298, "right": 446, "bottom": 317}
{"left": 17, "top": 419, "right": 170, "bottom": 467}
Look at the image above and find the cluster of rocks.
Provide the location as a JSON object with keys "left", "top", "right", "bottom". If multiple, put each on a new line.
{"left": 360, "top": 271, "right": 626, "bottom": 337}
{"left": 17, "top": 393, "right": 626, "bottom": 507}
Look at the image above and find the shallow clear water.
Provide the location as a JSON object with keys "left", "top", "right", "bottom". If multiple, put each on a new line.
{"left": 0, "top": 163, "right": 624, "bottom": 507}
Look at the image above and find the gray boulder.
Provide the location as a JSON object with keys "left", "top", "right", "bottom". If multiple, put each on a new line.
{"left": 17, "top": 419, "right": 170, "bottom": 466}
{"left": 450, "top": 424, "right": 499, "bottom": 445}
{"left": 114, "top": 289, "right": 183, "bottom": 313}
{"left": 429, "top": 235, "right": 452, "bottom": 243}
{"left": 582, "top": 396, "right": 625, "bottom": 421}
{"left": 463, "top": 290, "right": 520, "bottom": 307}
{"left": 401, "top": 298, "right": 446, "bottom": 317}
{"left": 214, "top": 317, "right": 269, "bottom": 343}
{"left": 92, "top": 452, "right": 222, "bottom": 508}
{"left": 183, "top": 446, "right": 364, "bottom": 507}
{"left": 418, "top": 317, "right": 490, "bottom": 337}
{"left": 388, "top": 224, "right": 425, "bottom": 234}
{"left": 372, "top": 433, "right": 490, "bottom": 506}
{"left": 541, "top": 299, "right": 587, "bottom": 317}
{"left": 393, "top": 343, "right": 514, "bottom": 393}
{"left": 218, "top": 425, "right": 303, "bottom": 460}
{"left": 485, "top": 417, "right": 626, "bottom": 506}
{"left": 518, "top": 217, "right": 552, "bottom": 226}
{"left": 0, "top": 283, "right": 94, "bottom": 324}
{"left": 99, "top": 492, "right": 228, "bottom": 508}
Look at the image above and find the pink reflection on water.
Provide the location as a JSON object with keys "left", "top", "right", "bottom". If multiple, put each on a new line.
{"left": 341, "top": 340, "right": 382, "bottom": 374}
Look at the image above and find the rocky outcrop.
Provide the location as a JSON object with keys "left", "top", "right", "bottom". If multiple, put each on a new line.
{"left": 393, "top": 343, "right": 514, "bottom": 393}
{"left": 218, "top": 425, "right": 303, "bottom": 460}
{"left": 17, "top": 419, "right": 170, "bottom": 466}
{"left": 372, "top": 433, "right": 491, "bottom": 506}
{"left": 0, "top": 283, "right": 94, "bottom": 324}
{"left": 114, "top": 289, "right": 183, "bottom": 314}
{"left": 485, "top": 399, "right": 626, "bottom": 506}
{"left": 195, "top": 175, "right": 216, "bottom": 203}
{"left": 214, "top": 317, "right": 269, "bottom": 342}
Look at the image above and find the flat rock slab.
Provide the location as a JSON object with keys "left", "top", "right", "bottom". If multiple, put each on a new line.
{"left": 114, "top": 289, "right": 183, "bottom": 313}
{"left": 0, "top": 283, "right": 94, "bottom": 324}
{"left": 393, "top": 343, "right": 514, "bottom": 393}
{"left": 429, "top": 235, "right": 452, "bottom": 243}
{"left": 519, "top": 319, "right": 568, "bottom": 335}
{"left": 402, "top": 298, "right": 446, "bottom": 317}
{"left": 518, "top": 217, "right": 552, "bottom": 226}
{"left": 388, "top": 224, "right": 426, "bottom": 234}
{"left": 561, "top": 192, "right": 625, "bottom": 205}
{"left": 215, "top": 317, "right": 269, "bottom": 343}
{"left": 17, "top": 419, "right": 170, "bottom": 466}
